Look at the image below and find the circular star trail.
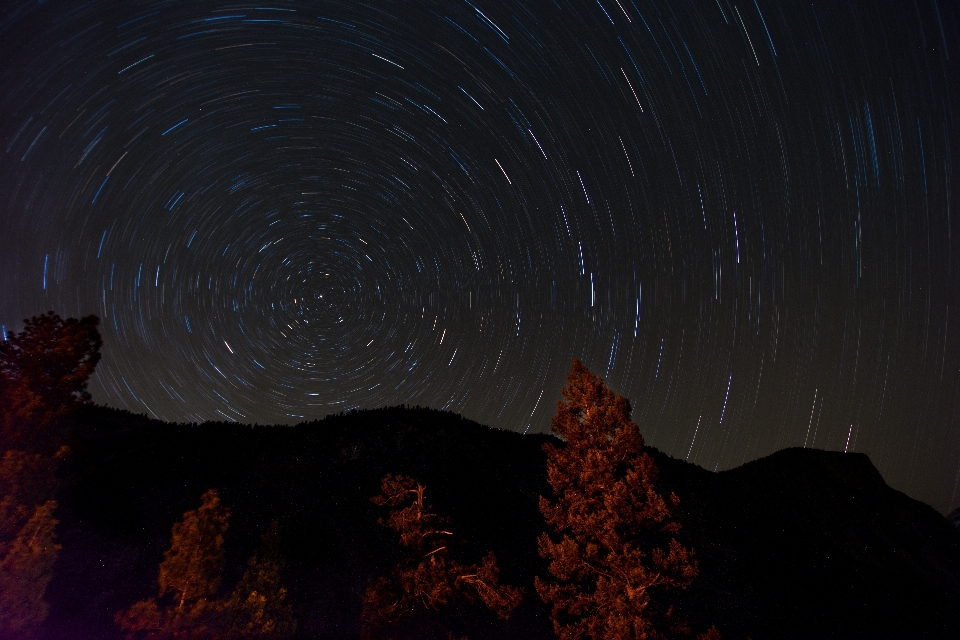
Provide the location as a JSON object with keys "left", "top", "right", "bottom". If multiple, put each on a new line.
{"left": 1, "top": 1, "right": 958, "bottom": 511}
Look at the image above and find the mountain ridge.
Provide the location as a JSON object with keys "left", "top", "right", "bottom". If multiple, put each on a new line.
{"left": 37, "top": 404, "right": 960, "bottom": 639}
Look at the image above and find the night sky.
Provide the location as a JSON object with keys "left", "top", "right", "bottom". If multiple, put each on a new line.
{"left": 1, "top": 1, "right": 958, "bottom": 510}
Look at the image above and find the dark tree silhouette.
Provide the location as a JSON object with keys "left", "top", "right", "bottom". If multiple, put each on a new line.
{"left": 361, "top": 474, "right": 523, "bottom": 640}
{"left": 536, "top": 359, "right": 709, "bottom": 640}
{"left": 116, "top": 489, "right": 230, "bottom": 640}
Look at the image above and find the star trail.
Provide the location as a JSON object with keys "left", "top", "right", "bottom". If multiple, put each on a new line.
{"left": 1, "top": 1, "right": 958, "bottom": 511}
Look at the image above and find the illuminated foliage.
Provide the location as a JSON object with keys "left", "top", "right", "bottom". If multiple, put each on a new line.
{"left": 361, "top": 474, "right": 523, "bottom": 640}
{"left": 536, "top": 359, "right": 703, "bottom": 640}
{"left": 116, "top": 489, "right": 230, "bottom": 640}
{"left": 0, "top": 312, "right": 100, "bottom": 637}
{"left": 0, "top": 501, "right": 61, "bottom": 638}
{"left": 0, "top": 312, "right": 101, "bottom": 451}
{"left": 221, "top": 520, "right": 296, "bottom": 640}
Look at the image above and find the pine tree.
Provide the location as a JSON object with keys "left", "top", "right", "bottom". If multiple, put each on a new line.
{"left": 0, "top": 312, "right": 101, "bottom": 452}
{"left": 220, "top": 520, "right": 296, "bottom": 640}
{"left": 0, "top": 311, "right": 99, "bottom": 637}
{"left": 536, "top": 359, "right": 701, "bottom": 640}
{"left": 361, "top": 474, "right": 523, "bottom": 640}
{"left": 159, "top": 490, "right": 230, "bottom": 610}
{"left": 0, "top": 501, "right": 61, "bottom": 638}
{"left": 116, "top": 489, "right": 230, "bottom": 640}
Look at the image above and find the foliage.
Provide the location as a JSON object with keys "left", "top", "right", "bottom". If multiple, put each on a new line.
{"left": 0, "top": 450, "right": 65, "bottom": 637}
{"left": 117, "top": 489, "right": 230, "bottom": 639}
{"left": 159, "top": 489, "right": 230, "bottom": 608}
{"left": 220, "top": 520, "right": 296, "bottom": 639}
{"left": 0, "top": 311, "right": 99, "bottom": 636}
{"left": 0, "top": 449, "right": 60, "bottom": 544}
{"left": 361, "top": 474, "right": 523, "bottom": 640}
{"left": 0, "top": 312, "right": 101, "bottom": 452}
{"left": 117, "top": 491, "right": 296, "bottom": 640}
{"left": 0, "top": 501, "right": 61, "bottom": 638}
{"left": 536, "top": 359, "right": 703, "bottom": 640}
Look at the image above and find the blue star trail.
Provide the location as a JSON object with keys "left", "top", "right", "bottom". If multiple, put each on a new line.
{"left": 0, "top": 0, "right": 958, "bottom": 512}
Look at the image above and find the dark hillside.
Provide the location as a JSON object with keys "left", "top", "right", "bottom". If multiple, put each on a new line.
{"left": 48, "top": 405, "right": 556, "bottom": 640}
{"left": 654, "top": 448, "right": 960, "bottom": 638}
{"left": 39, "top": 405, "right": 960, "bottom": 639}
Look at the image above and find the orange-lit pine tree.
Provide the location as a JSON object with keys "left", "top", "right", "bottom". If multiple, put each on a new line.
{"left": 0, "top": 312, "right": 102, "bottom": 637}
{"left": 361, "top": 474, "right": 523, "bottom": 640}
{"left": 116, "top": 489, "right": 230, "bottom": 640}
{"left": 0, "top": 312, "right": 102, "bottom": 452}
{"left": 536, "top": 359, "right": 705, "bottom": 640}
{"left": 220, "top": 520, "right": 296, "bottom": 640}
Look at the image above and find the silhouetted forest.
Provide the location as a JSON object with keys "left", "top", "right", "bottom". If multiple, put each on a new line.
{"left": 3, "top": 314, "right": 960, "bottom": 639}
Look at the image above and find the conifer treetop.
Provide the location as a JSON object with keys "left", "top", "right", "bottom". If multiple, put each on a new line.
{"left": 159, "top": 489, "right": 230, "bottom": 610}
{"left": 0, "top": 312, "right": 102, "bottom": 406}
{"left": 537, "top": 359, "right": 701, "bottom": 640}
{"left": 222, "top": 519, "right": 297, "bottom": 640}
{"left": 362, "top": 474, "right": 523, "bottom": 639}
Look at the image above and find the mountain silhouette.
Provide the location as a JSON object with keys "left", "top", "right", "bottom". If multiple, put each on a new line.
{"left": 38, "top": 405, "right": 960, "bottom": 639}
